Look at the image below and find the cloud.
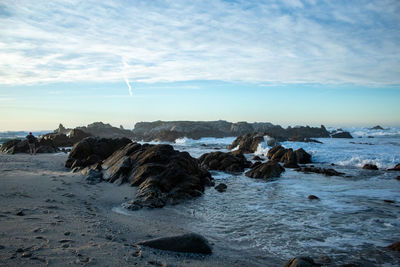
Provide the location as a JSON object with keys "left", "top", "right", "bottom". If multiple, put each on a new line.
{"left": 0, "top": 0, "right": 399, "bottom": 86}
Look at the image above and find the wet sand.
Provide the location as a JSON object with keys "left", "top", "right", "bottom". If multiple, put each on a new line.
{"left": 0, "top": 153, "right": 271, "bottom": 266}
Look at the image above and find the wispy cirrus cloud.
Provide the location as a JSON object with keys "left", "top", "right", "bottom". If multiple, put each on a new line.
{"left": 0, "top": 0, "right": 399, "bottom": 86}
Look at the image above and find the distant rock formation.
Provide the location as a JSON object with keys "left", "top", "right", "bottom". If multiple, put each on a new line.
{"left": 295, "top": 166, "right": 344, "bottom": 176}
{"left": 370, "top": 125, "right": 384, "bottom": 130}
{"left": 132, "top": 120, "right": 329, "bottom": 142}
{"left": 331, "top": 131, "right": 353, "bottom": 138}
{"left": 54, "top": 122, "right": 134, "bottom": 139}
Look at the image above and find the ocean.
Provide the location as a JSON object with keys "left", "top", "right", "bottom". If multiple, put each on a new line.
{"left": 2, "top": 127, "right": 400, "bottom": 265}
{"left": 117, "top": 127, "right": 400, "bottom": 265}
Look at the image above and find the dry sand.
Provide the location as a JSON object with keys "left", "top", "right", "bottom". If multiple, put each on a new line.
{"left": 0, "top": 153, "right": 270, "bottom": 266}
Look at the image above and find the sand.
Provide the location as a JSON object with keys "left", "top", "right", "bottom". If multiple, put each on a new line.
{"left": 0, "top": 153, "right": 271, "bottom": 266}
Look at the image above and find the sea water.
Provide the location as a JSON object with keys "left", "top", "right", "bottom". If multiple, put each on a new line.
{"left": 119, "top": 127, "right": 400, "bottom": 265}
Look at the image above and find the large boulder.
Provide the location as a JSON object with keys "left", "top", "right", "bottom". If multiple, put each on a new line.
{"left": 137, "top": 233, "right": 212, "bottom": 254}
{"left": 0, "top": 139, "right": 30, "bottom": 154}
{"left": 65, "top": 137, "right": 132, "bottom": 169}
{"left": 245, "top": 161, "right": 285, "bottom": 179}
{"left": 40, "top": 133, "right": 71, "bottom": 147}
{"left": 99, "top": 143, "right": 212, "bottom": 209}
{"left": 227, "top": 133, "right": 267, "bottom": 153}
{"left": 362, "top": 164, "right": 378, "bottom": 170}
{"left": 198, "top": 151, "right": 251, "bottom": 172}
{"left": 267, "top": 145, "right": 312, "bottom": 167}
{"left": 331, "top": 132, "right": 353, "bottom": 138}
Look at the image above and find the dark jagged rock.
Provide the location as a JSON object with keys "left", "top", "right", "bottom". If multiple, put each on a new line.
{"left": 98, "top": 143, "right": 212, "bottom": 209}
{"left": 65, "top": 137, "right": 132, "bottom": 169}
{"left": 245, "top": 161, "right": 284, "bottom": 179}
{"left": 308, "top": 195, "right": 320, "bottom": 200}
{"left": 296, "top": 167, "right": 344, "bottom": 176}
{"left": 0, "top": 139, "right": 27, "bottom": 154}
{"left": 370, "top": 125, "right": 384, "bottom": 130}
{"left": 284, "top": 256, "right": 321, "bottom": 267}
{"left": 198, "top": 151, "right": 251, "bottom": 172}
{"left": 250, "top": 161, "right": 262, "bottom": 169}
{"left": 388, "top": 163, "right": 400, "bottom": 171}
{"left": 362, "top": 164, "right": 378, "bottom": 170}
{"left": 331, "top": 132, "right": 353, "bottom": 138}
{"left": 215, "top": 183, "right": 227, "bottom": 192}
{"left": 387, "top": 241, "right": 400, "bottom": 251}
{"left": 227, "top": 133, "right": 269, "bottom": 153}
{"left": 266, "top": 145, "right": 312, "bottom": 167}
{"left": 137, "top": 233, "right": 212, "bottom": 254}
{"left": 68, "top": 129, "right": 92, "bottom": 143}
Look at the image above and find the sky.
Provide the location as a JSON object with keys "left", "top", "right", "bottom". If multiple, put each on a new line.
{"left": 0, "top": 0, "right": 399, "bottom": 130}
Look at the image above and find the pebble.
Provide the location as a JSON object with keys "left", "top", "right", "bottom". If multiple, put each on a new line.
{"left": 21, "top": 252, "right": 32, "bottom": 258}
{"left": 16, "top": 210, "right": 25, "bottom": 216}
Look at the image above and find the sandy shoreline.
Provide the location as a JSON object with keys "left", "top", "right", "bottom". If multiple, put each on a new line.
{"left": 0, "top": 153, "right": 275, "bottom": 266}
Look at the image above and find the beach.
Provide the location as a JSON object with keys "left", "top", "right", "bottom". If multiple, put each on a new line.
{"left": 0, "top": 153, "right": 269, "bottom": 266}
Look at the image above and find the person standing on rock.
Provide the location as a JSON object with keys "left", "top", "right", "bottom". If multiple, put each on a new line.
{"left": 26, "top": 132, "right": 37, "bottom": 155}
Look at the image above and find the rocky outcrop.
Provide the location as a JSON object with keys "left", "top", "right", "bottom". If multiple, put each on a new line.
{"left": 198, "top": 151, "right": 251, "bottom": 172}
{"left": 132, "top": 120, "right": 329, "bottom": 142}
{"left": 388, "top": 163, "right": 400, "bottom": 171}
{"left": 362, "top": 164, "right": 378, "bottom": 170}
{"left": 370, "top": 125, "right": 384, "bottom": 130}
{"left": 266, "top": 145, "right": 312, "bottom": 168}
{"left": 245, "top": 161, "right": 285, "bottom": 179}
{"left": 295, "top": 166, "right": 344, "bottom": 176}
{"left": 76, "top": 122, "right": 134, "bottom": 139}
{"left": 331, "top": 132, "right": 353, "bottom": 138}
{"left": 65, "top": 137, "right": 132, "bottom": 169}
{"left": 98, "top": 143, "right": 212, "bottom": 209}
{"left": 137, "top": 233, "right": 212, "bottom": 254}
{"left": 0, "top": 139, "right": 59, "bottom": 154}
{"left": 0, "top": 139, "right": 30, "bottom": 154}
{"left": 228, "top": 133, "right": 275, "bottom": 153}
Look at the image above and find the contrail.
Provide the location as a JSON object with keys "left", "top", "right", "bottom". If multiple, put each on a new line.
{"left": 122, "top": 59, "right": 133, "bottom": 96}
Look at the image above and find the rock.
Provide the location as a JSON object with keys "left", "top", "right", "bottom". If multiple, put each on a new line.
{"left": 215, "top": 183, "right": 227, "bottom": 192}
{"left": 362, "top": 164, "right": 378, "bottom": 170}
{"left": 387, "top": 241, "right": 400, "bottom": 251}
{"left": 0, "top": 139, "right": 30, "bottom": 154}
{"left": 388, "top": 163, "right": 400, "bottom": 171}
{"left": 68, "top": 129, "right": 92, "bottom": 144}
{"left": 21, "top": 252, "right": 32, "bottom": 258}
{"left": 245, "top": 161, "right": 285, "bottom": 179}
{"left": 250, "top": 161, "right": 262, "bottom": 169}
{"left": 370, "top": 125, "right": 384, "bottom": 130}
{"left": 308, "top": 195, "right": 320, "bottom": 200}
{"left": 227, "top": 133, "right": 265, "bottom": 153}
{"left": 35, "top": 145, "right": 59, "bottom": 153}
{"left": 331, "top": 132, "right": 353, "bottom": 138}
{"left": 75, "top": 121, "right": 134, "bottom": 139}
{"left": 284, "top": 256, "right": 321, "bottom": 267}
{"left": 16, "top": 210, "right": 25, "bottom": 216}
{"left": 296, "top": 167, "right": 344, "bottom": 176}
{"left": 252, "top": 155, "right": 263, "bottom": 161}
{"left": 397, "top": 176, "right": 400, "bottom": 180}
{"left": 137, "top": 233, "right": 212, "bottom": 254}
{"left": 198, "top": 151, "right": 251, "bottom": 172}
{"left": 100, "top": 143, "right": 212, "bottom": 209}
{"left": 383, "top": 199, "right": 394, "bottom": 203}
{"left": 40, "top": 133, "right": 71, "bottom": 147}
{"left": 65, "top": 137, "right": 132, "bottom": 169}
{"left": 266, "top": 145, "right": 312, "bottom": 166}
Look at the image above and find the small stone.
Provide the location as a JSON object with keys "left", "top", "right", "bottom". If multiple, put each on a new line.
{"left": 214, "top": 183, "right": 227, "bottom": 193}
{"left": 59, "top": 239, "right": 71, "bottom": 243}
{"left": 132, "top": 250, "right": 142, "bottom": 257}
{"left": 16, "top": 210, "right": 25, "bottom": 216}
{"left": 64, "top": 232, "right": 71, "bottom": 236}
{"left": 16, "top": 248, "right": 24, "bottom": 253}
{"left": 61, "top": 243, "right": 70, "bottom": 248}
{"left": 308, "top": 195, "right": 320, "bottom": 200}
{"left": 21, "top": 252, "right": 32, "bottom": 258}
